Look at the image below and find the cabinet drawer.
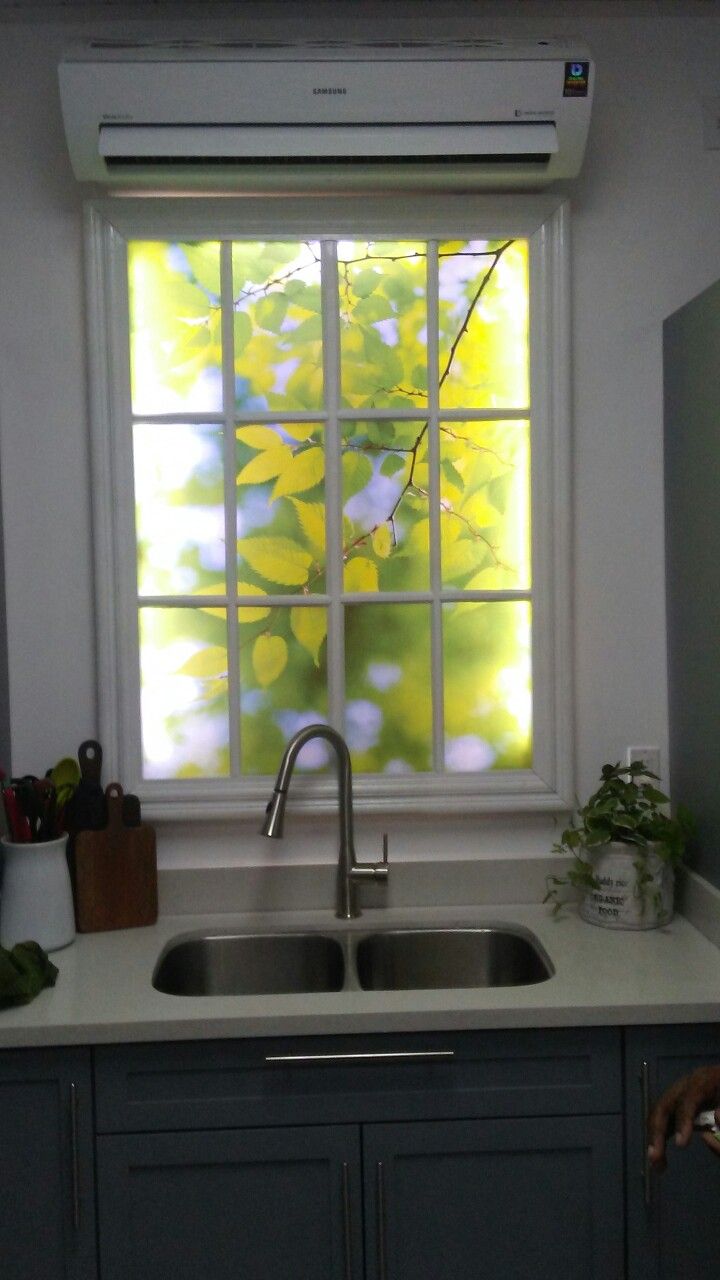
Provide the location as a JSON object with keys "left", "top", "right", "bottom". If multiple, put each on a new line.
{"left": 94, "top": 1027, "right": 621, "bottom": 1132}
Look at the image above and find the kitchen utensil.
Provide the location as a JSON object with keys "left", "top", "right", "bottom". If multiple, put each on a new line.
{"left": 72, "top": 783, "right": 157, "bottom": 932}
{"left": 49, "top": 755, "right": 81, "bottom": 813}
{"left": 67, "top": 739, "right": 106, "bottom": 831}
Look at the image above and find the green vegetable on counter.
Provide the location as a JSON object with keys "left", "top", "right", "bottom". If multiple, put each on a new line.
{"left": 0, "top": 940, "right": 58, "bottom": 1007}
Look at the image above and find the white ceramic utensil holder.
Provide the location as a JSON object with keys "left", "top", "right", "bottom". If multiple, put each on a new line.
{"left": 0, "top": 834, "right": 76, "bottom": 951}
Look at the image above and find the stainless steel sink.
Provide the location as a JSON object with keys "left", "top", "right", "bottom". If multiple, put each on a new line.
{"left": 355, "top": 927, "right": 554, "bottom": 990}
{"left": 152, "top": 925, "right": 553, "bottom": 997}
{"left": 152, "top": 932, "right": 345, "bottom": 996}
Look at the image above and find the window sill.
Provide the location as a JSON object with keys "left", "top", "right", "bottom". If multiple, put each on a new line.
{"left": 139, "top": 769, "right": 572, "bottom": 823}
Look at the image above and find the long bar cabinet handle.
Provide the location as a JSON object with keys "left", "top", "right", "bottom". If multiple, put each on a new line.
{"left": 69, "top": 1081, "right": 81, "bottom": 1230}
{"left": 265, "top": 1049, "right": 455, "bottom": 1065}
{"left": 376, "top": 1160, "right": 387, "bottom": 1280}
{"left": 640, "top": 1059, "right": 652, "bottom": 1208}
{"left": 341, "top": 1162, "right": 353, "bottom": 1280}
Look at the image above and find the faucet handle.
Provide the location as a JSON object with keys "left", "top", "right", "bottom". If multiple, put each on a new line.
{"left": 381, "top": 832, "right": 389, "bottom": 866}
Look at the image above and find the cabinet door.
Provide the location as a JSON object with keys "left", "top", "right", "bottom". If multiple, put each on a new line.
{"left": 626, "top": 1024, "right": 720, "bottom": 1280}
{"left": 97, "top": 1124, "right": 362, "bottom": 1280}
{"left": 0, "top": 1048, "right": 96, "bottom": 1280}
{"left": 363, "top": 1116, "right": 624, "bottom": 1280}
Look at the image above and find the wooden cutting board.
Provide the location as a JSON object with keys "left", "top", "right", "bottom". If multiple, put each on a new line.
{"left": 72, "top": 783, "right": 158, "bottom": 933}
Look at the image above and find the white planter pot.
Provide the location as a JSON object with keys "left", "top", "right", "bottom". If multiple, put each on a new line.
{"left": 579, "top": 841, "right": 674, "bottom": 930}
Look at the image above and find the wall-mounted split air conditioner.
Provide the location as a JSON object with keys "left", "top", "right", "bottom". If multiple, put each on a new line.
{"left": 58, "top": 39, "right": 594, "bottom": 191}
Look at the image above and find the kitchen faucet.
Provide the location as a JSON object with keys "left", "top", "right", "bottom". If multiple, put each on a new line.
{"left": 261, "top": 724, "right": 389, "bottom": 919}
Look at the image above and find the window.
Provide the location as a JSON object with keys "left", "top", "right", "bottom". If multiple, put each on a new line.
{"left": 87, "top": 197, "right": 571, "bottom": 817}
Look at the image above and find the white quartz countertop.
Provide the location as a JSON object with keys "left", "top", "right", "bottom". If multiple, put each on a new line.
{"left": 2, "top": 898, "right": 720, "bottom": 1048}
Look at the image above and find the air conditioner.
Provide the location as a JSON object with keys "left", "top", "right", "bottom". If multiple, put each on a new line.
{"left": 58, "top": 39, "right": 594, "bottom": 191}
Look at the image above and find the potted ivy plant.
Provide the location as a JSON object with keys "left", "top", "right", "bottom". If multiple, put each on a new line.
{"left": 545, "top": 761, "right": 693, "bottom": 929}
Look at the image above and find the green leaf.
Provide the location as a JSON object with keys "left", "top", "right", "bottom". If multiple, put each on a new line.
{"left": 366, "top": 420, "right": 396, "bottom": 446}
{"left": 290, "top": 607, "right": 327, "bottom": 666}
{"left": 353, "top": 295, "right": 395, "bottom": 324}
{"left": 255, "top": 292, "right": 289, "bottom": 334}
{"left": 252, "top": 634, "right": 288, "bottom": 687}
{"left": 352, "top": 268, "right": 382, "bottom": 298}
{"left": 290, "top": 499, "right": 325, "bottom": 555}
{"left": 285, "top": 281, "right": 322, "bottom": 312}
{"left": 289, "top": 314, "right": 323, "bottom": 343}
{"left": 380, "top": 453, "right": 406, "bottom": 478}
{"left": 178, "top": 646, "right": 227, "bottom": 678}
{"left": 234, "top": 310, "right": 252, "bottom": 353}
{"left": 236, "top": 425, "right": 283, "bottom": 451}
{"left": 237, "top": 536, "right": 312, "bottom": 586}
{"left": 237, "top": 582, "right": 271, "bottom": 622}
{"left": 271, "top": 446, "right": 325, "bottom": 500}
{"left": 280, "top": 422, "right": 319, "bottom": 443}
{"left": 441, "top": 539, "right": 479, "bottom": 580}
{"left": 344, "top": 556, "right": 379, "bottom": 592}
{"left": 372, "top": 524, "right": 392, "bottom": 559}
{"left": 237, "top": 445, "right": 292, "bottom": 485}
{"left": 342, "top": 451, "right": 373, "bottom": 499}
{"left": 488, "top": 474, "right": 511, "bottom": 514}
{"left": 441, "top": 458, "right": 464, "bottom": 491}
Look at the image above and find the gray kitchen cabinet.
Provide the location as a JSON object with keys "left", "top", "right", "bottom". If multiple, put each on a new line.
{"left": 626, "top": 1023, "right": 720, "bottom": 1279}
{"left": 96, "top": 1125, "right": 363, "bottom": 1280}
{"left": 92, "top": 1027, "right": 624, "bottom": 1279}
{"left": 0, "top": 1048, "right": 97, "bottom": 1280}
{"left": 15, "top": 1023, "right": 720, "bottom": 1278}
{"left": 363, "top": 1115, "right": 624, "bottom": 1280}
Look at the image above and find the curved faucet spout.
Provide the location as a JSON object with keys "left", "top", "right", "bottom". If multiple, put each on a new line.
{"left": 261, "top": 724, "right": 388, "bottom": 919}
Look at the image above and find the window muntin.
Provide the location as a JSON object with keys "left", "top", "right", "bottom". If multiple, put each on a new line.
{"left": 87, "top": 196, "right": 571, "bottom": 815}
{"left": 128, "top": 234, "right": 532, "bottom": 782}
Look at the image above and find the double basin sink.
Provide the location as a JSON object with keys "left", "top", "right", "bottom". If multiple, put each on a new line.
{"left": 153, "top": 926, "right": 554, "bottom": 997}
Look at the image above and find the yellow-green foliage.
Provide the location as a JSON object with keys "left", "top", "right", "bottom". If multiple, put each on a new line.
{"left": 130, "top": 237, "right": 532, "bottom": 779}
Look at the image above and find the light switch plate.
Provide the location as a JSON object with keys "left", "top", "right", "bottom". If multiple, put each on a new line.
{"left": 626, "top": 745, "right": 661, "bottom": 778}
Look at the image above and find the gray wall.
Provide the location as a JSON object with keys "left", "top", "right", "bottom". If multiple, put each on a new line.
{"left": 664, "top": 278, "right": 720, "bottom": 887}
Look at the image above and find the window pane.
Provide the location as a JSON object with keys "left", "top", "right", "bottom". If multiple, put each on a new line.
{"left": 239, "top": 606, "right": 328, "bottom": 774}
{"left": 342, "top": 420, "right": 429, "bottom": 592}
{"left": 338, "top": 240, "right": 427, "bottom": 410}
{"left": 232, "top": 241, "right": 323, "bottom": 412}
{"left": 139, "top": 607, "right": 229, "bottom": 779}
{"left": 135, "top": 423, "right": 225, "bottom": 596}
{"left": 443, "top": 601, "right": 532, "bottom": 771}
{"left": 440, "top": 420, "right": 530, "bottom": 590}
{"left": 236, "top": 421, "right": 326, "bottom": 595}
{"left": 438, "top": 239, "right": 529, "bottom": 409}
{"left": 128, "top": 241, "right": 222, "bottom": 415}
{"left": 345, "top": 604, "right": 432, "bottom": 772}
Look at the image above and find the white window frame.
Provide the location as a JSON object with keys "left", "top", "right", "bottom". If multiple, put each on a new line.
{"left": 85, "top": 194, "right": 572, "bottom": 821}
